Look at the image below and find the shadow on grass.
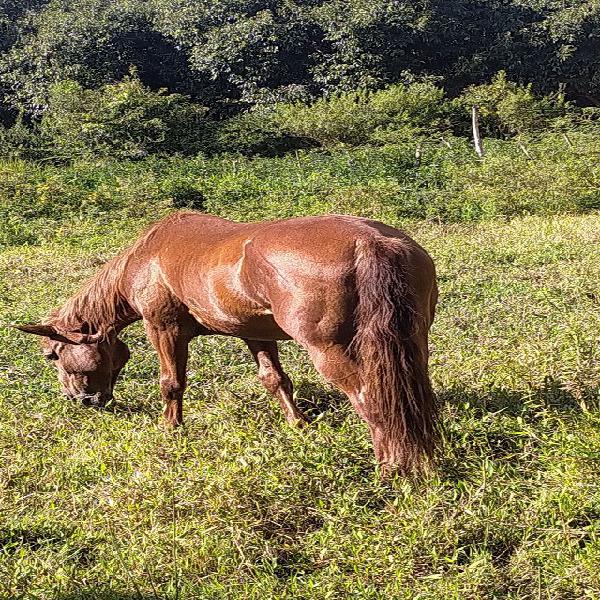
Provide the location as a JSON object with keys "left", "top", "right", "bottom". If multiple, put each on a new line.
{"left": 105, "top": 397, "right": 156, "bottom": 418}
{"left": 70, "top": 379, "right": 351, "bottom": 428}
{"left": 0, "top": 525, "right": 70, "bottom": 552}
{"left": 75, "top": 377, "right": 598, "bottom": 450}
{"left": 438, "top": 376, "right": 598, "bottom": 417}
{"left": 295, "top": 380, "right": 349, "bottom": 426}
{"left": 292, "top": 375, "right": 597, "bottom": 428}
{"left": 436, "top": 377, "right": 599, "bottom": 483}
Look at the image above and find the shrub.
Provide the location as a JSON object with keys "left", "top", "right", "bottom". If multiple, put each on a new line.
{"left": 212, "top": 109, "right": 314, "bottom": 156}
{"left": 273, "top": 82, "right": 448, "bottom": 147}
{"left": 453, "top": 71, "right": 569, "bottom": 137}
{"left": 40, "top": 72, "right": 210, "bottom": 160}
{"left": 0, "top": 115, "right": 43, "bottom": 160}
{"left": 366, "top": 82, "right": 449, "bottom": 144}
{"left": 425, "top": 133, "right": 600, "bottom": 220}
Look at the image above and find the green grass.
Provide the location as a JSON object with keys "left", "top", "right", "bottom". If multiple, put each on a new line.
{"left": 1, "top": 209, "right": 599, "bottom": 599}
{"left": 1, "top": 129, "right": 600, "bottom": 249}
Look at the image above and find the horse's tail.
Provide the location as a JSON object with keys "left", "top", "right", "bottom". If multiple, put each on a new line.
{"left": 353, "top": 235, "right": 439, "bottom": 474}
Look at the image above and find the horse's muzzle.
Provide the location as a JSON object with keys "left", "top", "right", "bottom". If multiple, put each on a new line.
{"left": 73, "top": 392, "right": 112, "bottom": 407}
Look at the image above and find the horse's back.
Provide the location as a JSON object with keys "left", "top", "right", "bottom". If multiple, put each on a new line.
{"left": 239, "top": 215, "right": 435, "bottom": 344}
{"left": 128, "top": 212, "right": 435, "bottom": 343}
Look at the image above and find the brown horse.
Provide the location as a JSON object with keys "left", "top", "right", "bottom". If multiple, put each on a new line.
{"left": 16, "top": 212, "right": 439, "bottom": 473}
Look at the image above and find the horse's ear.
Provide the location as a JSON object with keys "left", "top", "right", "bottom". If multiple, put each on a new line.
{"left": 14, "top": 323, "right": 60, "bottom": 338}
{"left": 13, "top": 323, "right": 103, "bottom": 345}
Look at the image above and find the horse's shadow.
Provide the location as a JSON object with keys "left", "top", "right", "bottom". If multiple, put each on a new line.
{"left": 295, "top": 381, "right": 350, "bottom": 426}
{"left": 436, "top": 377, "right": 598, "bottom": 483}
{"left": 101, "top": 376, "right": 597, "bottom": 436}
{"left": 104, "top": 397, "right": 155, "bottom": 418}
{"left": 438, "top": 376, "right": 598, "bottom": 417}
{"left": 100, "top": 378, "right": 351, "bottom": 425}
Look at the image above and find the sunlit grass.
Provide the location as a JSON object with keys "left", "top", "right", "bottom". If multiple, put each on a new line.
{"left": 1, "top": 211, "right": 598, "bottom": 599}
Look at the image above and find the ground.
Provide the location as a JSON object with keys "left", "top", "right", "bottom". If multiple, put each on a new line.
{"left": 0, "top": 213, "right": 599, "bottom": 599}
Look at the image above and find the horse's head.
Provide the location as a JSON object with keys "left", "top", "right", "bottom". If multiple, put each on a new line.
{"left": 15, "top": 323, "right": 130, "bottom": 406}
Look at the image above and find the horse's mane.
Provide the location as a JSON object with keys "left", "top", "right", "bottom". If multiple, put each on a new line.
{"left": 52, "top": 249, "right": 133, "bottom": 334}
{"left": 51, "top": 215, "right": 183, "bottom": 333}
{"left": 50, "top": 211, "right": 217, "bottom": 333}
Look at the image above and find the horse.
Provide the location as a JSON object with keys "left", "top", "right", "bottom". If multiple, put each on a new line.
{"left": 15, "top": 212, "right": 439, "bottom": 474}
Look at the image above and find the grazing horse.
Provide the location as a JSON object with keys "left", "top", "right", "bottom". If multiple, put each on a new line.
{"left": 16, "top": 212, "right": 439, "bottom": 474}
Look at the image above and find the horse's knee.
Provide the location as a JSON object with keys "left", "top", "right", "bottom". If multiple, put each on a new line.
{"left": 258, "top": 367, "right": 283, "bottom": 394}
{"left": 160, "top": 377, "right": 184, "bottom": 399}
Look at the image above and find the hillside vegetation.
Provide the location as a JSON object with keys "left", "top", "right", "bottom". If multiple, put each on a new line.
{"left": 1, "top": 69, "right": 598, "bottom": 238}
{"left": 1, "top": 127, "right": 599, "bottom": 250}
{"left": 2, "top": 0, "right": 600, "bottom": 121}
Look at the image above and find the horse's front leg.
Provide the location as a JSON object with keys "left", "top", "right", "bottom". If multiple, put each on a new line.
{"left": 144, "top": 322, "right": 190, "bottom": 427}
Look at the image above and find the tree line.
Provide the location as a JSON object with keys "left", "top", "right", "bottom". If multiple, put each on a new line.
{"left": 1, "top": 0, "right": 600, "bottom": 125}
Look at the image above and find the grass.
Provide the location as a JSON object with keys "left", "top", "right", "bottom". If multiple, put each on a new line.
{"left": 0, "top": 206, "right": 599, "bottom": 599}
{"left": 1, "top": 129, "right": 600, "bottom": 249}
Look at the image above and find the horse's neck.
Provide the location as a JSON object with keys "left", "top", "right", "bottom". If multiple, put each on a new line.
{"left": 56, "top": 258, "right": 140, "bottom": 334}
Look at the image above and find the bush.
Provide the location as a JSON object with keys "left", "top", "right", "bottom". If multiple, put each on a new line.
{"left": 0, "top": 115, "right": 43, "bottom": 160}
{"left": 366, "top": 82, "right": 449, "bottom": 144}
{"left": 453, "top": 71, "right": 569, "bottom": 137}
{"left": 212, "top": 109, "right": 314, "bottom": 156}
{"left": 40, "top": 72, "right": 210, "bottom": 160}
{"left": 273, "top": 82, "right": 449, "bottom": 147}
{"left": 1, "top": 128, "right": 598, "bottom": 249}
{"left": 424, "top": 133, "right": 600, "bottom": 220}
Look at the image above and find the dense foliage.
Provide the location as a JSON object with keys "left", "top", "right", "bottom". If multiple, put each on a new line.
{"left": 1, "top": 0, "right": 600, "bottom": 125}
{"left": 40, "top": 74, "right": 209, "bottom": 160}
{"left": 1, "top": 68, "right": 595, "bottom": 161}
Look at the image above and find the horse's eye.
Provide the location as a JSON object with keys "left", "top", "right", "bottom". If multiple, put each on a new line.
{"left": 43, "top": 351, "right": 58, "bottom": 361}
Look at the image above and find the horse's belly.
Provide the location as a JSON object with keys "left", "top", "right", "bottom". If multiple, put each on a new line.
{"left": 230, "top": 314, "right": 292, "bottom": 341}
{"left": 187, "top": 298, "right": 290, "bottom": 340}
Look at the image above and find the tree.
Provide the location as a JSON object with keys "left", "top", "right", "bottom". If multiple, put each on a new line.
{"left": 0, "top": 0, "right": 198, "bottom": 116}
{"left": 1, "top": 0, "right": 600, "bottom": 124}
{"left": 40, "top": 73, "right": 209, "bottom": 159}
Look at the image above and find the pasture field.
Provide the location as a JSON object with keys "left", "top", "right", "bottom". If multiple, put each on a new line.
{"left": 0, "top": 201, "right": 598, "bottom": 599}
{"left": 2, "top": 5, "right": 600, "bottom": 597}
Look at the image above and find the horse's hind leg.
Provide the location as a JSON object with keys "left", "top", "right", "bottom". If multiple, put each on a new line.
{"left": 301, "top": 343, "right": 362, "bottom": 414}
{"left": 245, "top": 340, "right": 307, "bottom": 426}
{"left": 302, "top": 341, "right": 392, "bottom": 467}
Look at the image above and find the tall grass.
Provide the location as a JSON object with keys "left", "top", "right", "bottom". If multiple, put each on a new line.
{"left": 0, "top": 213, "right": 598, "bottom": 598}
{"left": 1, "top": 130, "right": 599, "bottom": 249}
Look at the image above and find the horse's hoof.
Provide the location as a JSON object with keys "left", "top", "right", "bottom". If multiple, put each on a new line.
{"left": 287, "top": 414, "right": 309, "bottom": 428}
